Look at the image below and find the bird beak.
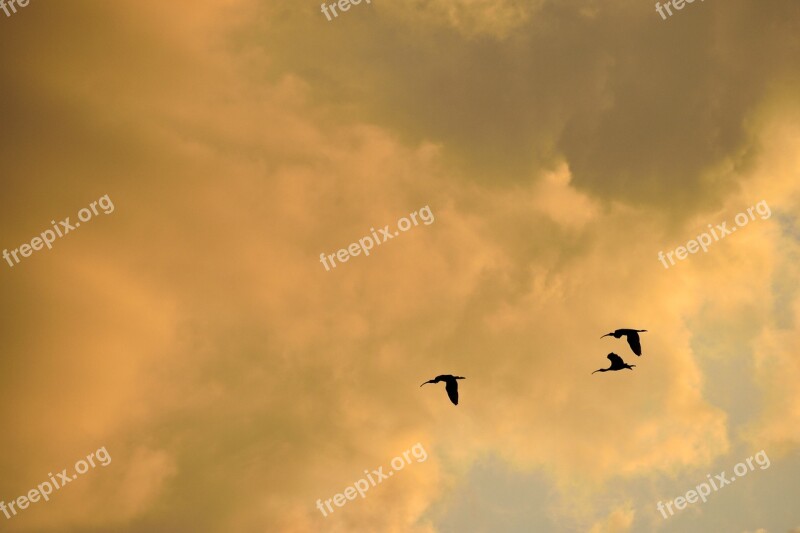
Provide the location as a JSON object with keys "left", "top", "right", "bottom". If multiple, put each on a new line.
{"left": 420, "top": 381, "right": 432, "bottom": 387}
{"left": 600, "top": 333, "right": 612, "bottom": 338}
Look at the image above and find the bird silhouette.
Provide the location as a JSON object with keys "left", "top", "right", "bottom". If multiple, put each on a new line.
{"left": 592, "top": 353, "right": 635, "bottom": 374}
{"left": 420, "top": 375, "right": 465, "bottom": 405}
{"left": 601, "top": 328, "right": 647, "bottom": 356}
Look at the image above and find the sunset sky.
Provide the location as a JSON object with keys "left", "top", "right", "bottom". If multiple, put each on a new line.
{"left": 1, "top": 1, "right": 800, "bottom": 532}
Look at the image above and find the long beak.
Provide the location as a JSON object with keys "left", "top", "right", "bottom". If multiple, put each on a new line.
{"left": 592, "top": 369, "right": 602, "bottom": 374}
{"left": 420, "top": 381, "right": 433, "bottom": 387}
{"left": 600, "top": 333, "right": 612, "bottom": 338}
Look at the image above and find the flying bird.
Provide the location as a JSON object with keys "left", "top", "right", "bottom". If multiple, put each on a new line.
{"left": 601, "top": 328, "right": 647, "bottom": 356}
{"left": 592, "top": 353, "right": 636, "bottom": 374}
{"left": 420, "top": 375, "right": 465, "bottom": 405}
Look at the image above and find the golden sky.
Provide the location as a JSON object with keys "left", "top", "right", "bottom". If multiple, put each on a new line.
{"left": 1, "top": 1, "right": 799, "bottom": 532}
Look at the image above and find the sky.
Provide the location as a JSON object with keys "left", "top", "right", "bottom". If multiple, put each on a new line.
{"left": 0, "top": 0, "right": 799, "bottom": 531}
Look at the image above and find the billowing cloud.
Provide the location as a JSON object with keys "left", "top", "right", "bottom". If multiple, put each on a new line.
{"left": 0, "top": 1, "right": 798, "bottom": 532}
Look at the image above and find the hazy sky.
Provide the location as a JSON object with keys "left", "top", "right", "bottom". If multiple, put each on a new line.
{"left": 1, "top": 1, "right": 799, "bottom": 532}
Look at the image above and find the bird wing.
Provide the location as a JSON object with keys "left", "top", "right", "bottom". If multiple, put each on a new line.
{"left": 445, "top": 379, "right": 459, "bottom": 405}
{"left": 627, "top": 332, "right": 642, "bottom": 355}
{"left": 607, "top": 353, "right": 623, "bottom": 366}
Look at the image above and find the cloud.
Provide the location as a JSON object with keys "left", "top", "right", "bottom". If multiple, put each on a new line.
{"left": 381, "top": 0, "right": 547, "bottom": 38}
{"left": 589, "top": 506, "right": 635, "bottom": 533}
{"left": 0, "top": 1, "right": 799, "bottom": 532}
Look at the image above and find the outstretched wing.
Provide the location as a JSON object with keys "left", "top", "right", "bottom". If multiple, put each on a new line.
{"left": 627, "top": 332, "right": 642, "bottom": 355}
{"left": 607, "top": 353, "right": 624, "bottom": 366}
{"left": 445, "top": 380, "right": 459, "bottom": 405}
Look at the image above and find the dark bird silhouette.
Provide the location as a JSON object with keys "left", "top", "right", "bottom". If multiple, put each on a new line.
{"left": 420, "top": 375, "right": 465, "bottom": 405}
{"left": 593, "top": 353, "right": 635, "bottom": 374}
{"left": 601, "top": 328, "right": 647, "bottom": 356}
